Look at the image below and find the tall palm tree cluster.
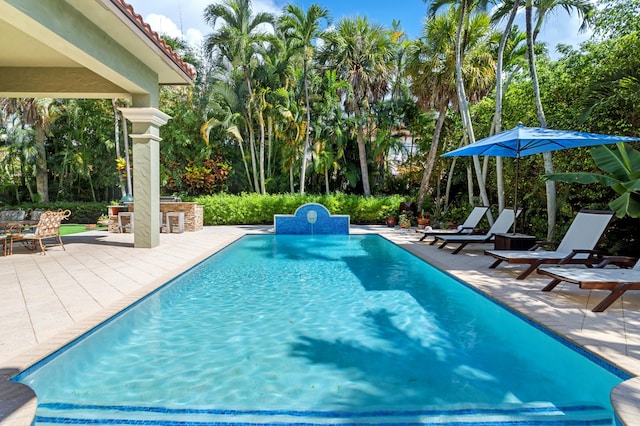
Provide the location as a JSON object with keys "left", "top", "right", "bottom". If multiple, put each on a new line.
{"left": 0, "top": 0, "right": 621, "bottom": 231}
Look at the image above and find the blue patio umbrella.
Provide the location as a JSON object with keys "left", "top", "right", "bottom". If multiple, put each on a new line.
{"left": 442, "top": 124, "right": 640, "bottom": 232}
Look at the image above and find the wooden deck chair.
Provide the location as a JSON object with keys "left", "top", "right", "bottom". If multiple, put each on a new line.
{"left": 537, "top": 257, "right": 640, "bottom": 312}
{"left": 417, "top": 206, "right": 490, "bottom": 243}
{"left": 485, "top": 210, "right": 614, "bottom": 280}
{"left": 10, "top": 209, "right": 71, "bottom": 255}
{"left": 433, "top": 208, "right": 521, "bottom": 254}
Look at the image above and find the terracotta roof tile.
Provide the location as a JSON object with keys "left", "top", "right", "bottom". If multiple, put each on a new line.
{"left": 112, "top": 0, "right": 196, "bottom": 80}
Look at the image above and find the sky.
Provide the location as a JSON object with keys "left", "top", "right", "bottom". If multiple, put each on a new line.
{"left": 126, "top": 0, "right": 592, "bottom": 59}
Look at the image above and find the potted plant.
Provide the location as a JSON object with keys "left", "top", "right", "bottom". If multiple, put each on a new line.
{"left": 97, "top": 214, "right": 111, "bottom": 227}
{"left": 399, "top": 213, "right": 411, "bottom": 229}
{"left": 385, "top": 216, "right": 397, "bottom": 227}
{"left": 417, "top": 211, "right": 431, "bottom": 229}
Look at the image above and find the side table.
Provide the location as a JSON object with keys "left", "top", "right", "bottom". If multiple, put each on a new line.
{"left": 494, "top": 233, "right": 536, "bottom": 250}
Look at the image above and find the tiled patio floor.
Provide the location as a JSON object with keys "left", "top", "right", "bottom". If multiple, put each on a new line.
{"left": 1, "top": 226, "right": 639, "bottom": 425}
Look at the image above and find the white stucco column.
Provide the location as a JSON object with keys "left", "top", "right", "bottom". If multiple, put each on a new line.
{"left": 119, "top": 107, "right": 171, "bottom": 248}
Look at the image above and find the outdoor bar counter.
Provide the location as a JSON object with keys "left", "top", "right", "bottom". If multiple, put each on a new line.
{"left": 107, "top": 202, "right": 203, "bottom": 233}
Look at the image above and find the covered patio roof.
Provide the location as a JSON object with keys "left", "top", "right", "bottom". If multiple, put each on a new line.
{"left": 0, "top": 0, "right": 196, "bottom": 249}
{"left": 0, "top": 0, "right": 195, "bottom": 102}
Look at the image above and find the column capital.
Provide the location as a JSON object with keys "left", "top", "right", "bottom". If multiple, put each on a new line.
{"left": 119, "top": 107, "right": 171, "bottom": 127}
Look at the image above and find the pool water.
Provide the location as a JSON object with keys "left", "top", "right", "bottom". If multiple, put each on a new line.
{"left": 15, "top": 235, "right": 628, "bottom": 425}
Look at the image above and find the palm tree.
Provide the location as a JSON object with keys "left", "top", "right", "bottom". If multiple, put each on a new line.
{"left": 407, "top": 11, "right": 458, "bottom": 210}
{"left": 426, "top": 0, "right": 495, "bottom": 212}
{"left": 203, "top": 0, "right": 275, "bottom": 194}
{"left": 493, "top": 0, "right": 593, "bottom": 237}
{"left": 491, "top": 2, "right": 523, "bottom": 211}
{"left": 318, "top": 17, "right": 394, "bottom": 196}
{"left": 412, "top": 6, "right": 496, "bottom": 210}
{"left": 279, "top": 4, "right": 330, "bottom": 195}
{"left": 0, "top": 97, "right": 60, "bottom": 202}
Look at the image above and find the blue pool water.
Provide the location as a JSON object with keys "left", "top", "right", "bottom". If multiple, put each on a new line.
{"left": 15, "top": 235, "right": 629, "bottom": 425}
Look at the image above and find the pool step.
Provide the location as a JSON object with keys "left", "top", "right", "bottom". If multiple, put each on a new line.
{"left": 34, "top": 402, "right": 615, "bottom": 425}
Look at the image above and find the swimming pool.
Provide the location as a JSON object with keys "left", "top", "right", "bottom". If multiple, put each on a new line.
{"left": 14, "top": 234, "right": 629, "bottom": 424}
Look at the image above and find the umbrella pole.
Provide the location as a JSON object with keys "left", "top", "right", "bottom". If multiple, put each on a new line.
{"left": 512, "top": 157, "right": 519, "bottom": 235}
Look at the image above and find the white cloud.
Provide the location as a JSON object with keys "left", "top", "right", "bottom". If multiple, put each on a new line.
{"left": 128, "top": 0, "right": 283, "bottom": 49}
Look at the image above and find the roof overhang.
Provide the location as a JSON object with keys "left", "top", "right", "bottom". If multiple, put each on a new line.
{"left": 0, "top": 0, "right": 195, "bottom": 102}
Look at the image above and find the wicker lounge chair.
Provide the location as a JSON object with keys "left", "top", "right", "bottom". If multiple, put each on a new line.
{"left": 432, "top": 208, "right": 521, "bottom": 254}
{"left": 417, "top": 206, "right": 489, "bottom": 243}
{"left": 484, "top": 210, "right": 614, "bottom": 280}
{"left": 10, "top": 209, "right": 71, "bottom": 255}
{"left": 537, "top": 257, "right": 640, "bottom": 312}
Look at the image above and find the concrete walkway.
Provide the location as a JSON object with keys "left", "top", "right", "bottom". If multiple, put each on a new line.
{"left": 1, "top": 226, "right": 639, "bottom": 424}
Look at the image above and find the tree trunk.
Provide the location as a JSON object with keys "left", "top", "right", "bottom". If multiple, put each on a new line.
{"left": 120, "top": 111, "right": 132, "bottom": 196}
{"left": 34, "top": 124, "right": 49, "bottom": 202}
{"left": 324, "top": 168, "right": 330, "bottom": 195}
{"left": 112, "top": 99, "right": 126, "bottom": 198}
{"left": 417, "top": 103, "right": 447, "bottom": 210}
{"left": 492, "top": 0, "right": 519, "bottom": 213}
{"left": 454, "top": 0, "right": 491, "bottom": 213}
{"left": 300, "top": 58, "right": 312, "bottom": 194}
{"left": 355, "top": 105, "right": 371, "bottom": 196}
{"left": 526, "top": 4, "right": 556, "bottom": 239}
{"left": 257, "top": 95, "right": 266, "bottom": 194}
{"left": 244, "top": 69, "right": 260, "bottom": 193}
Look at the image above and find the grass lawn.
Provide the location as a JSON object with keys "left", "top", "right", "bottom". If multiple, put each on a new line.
{"left": 60, "top": 224, "right": 107, "bottom": 236}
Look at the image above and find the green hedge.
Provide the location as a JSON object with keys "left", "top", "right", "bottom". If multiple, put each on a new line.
{"left": 1, "top": 194, "right": 415, "bottom": 226}
{"left": 195, "top": 193, "right": 408, "bottom": 225}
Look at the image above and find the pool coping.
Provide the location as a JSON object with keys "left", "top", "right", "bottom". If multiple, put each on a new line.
{"left": 1, "top": 226, "right": 639, "bottom": 425}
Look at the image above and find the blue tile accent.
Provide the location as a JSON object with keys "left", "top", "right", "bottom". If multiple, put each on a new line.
{"left": 274, "top": 203, "right": 349, "bottom": 235}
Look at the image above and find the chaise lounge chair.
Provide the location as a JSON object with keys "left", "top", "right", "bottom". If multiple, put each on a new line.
{"left": 537, "top": 257, "right": 640, "bottom": 312}
{"left": 484, "top": 210, "right": 614, "bottom": 280}
{"left": 432, "top": 208, "right": 521, "bottom": 254}
{"left": 417, "top": 206, "right": 489, "bottom": 243}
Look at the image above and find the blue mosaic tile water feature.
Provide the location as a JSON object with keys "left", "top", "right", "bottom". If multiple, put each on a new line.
{"left": 274, "top": 203, "right": 349, "bottom": 234}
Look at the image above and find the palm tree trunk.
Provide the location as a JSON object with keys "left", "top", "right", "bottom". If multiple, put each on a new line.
{"left": 417, "top": 103, "right": 447, "bottom": 210}
{"left": 267, "top": 116, "right": 273, "bottom": 178}
{"left": 300, "top": 58, "right": 312, "bottom": 194}
{"left": 257, "top": 95, "right": 266, "bottom": 194}
{"left": 355, "top": 106, "right": 371, "bottom": 196}
{"left": 34, "top": 124, "right": 49, "bottom": 202}
{"left": 121, "top": 111, "right": 132, "bottom": 196}
{"left": 324, "top": 168, "right": 330, "bottom": 195}
{"left": 526, "top": 3, "right": 556, "bottom": 239}
{"left": 244, "top": 70, "right": 260, "bottom": 193}
{"left": 112, "top": 99, "right": 126, "bottom": 198}
{"left": 453, "top": 0, "right": 491, "bottom": 212}
{"left": 492, "top": 0, "right": 520, "bottom": 213}
{"left": 290, "top": 167, "right": 294, "bottom": 194}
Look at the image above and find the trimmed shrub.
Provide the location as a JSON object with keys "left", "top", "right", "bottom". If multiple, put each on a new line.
{"left": 194, "top": 193, "right": 407, "bottom": 225}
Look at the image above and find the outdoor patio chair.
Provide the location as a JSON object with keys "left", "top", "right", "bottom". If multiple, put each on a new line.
{"left": 484, "top": 210, "right": 614, "bottom": 280}
{"left": 0, "top": 210, "right": 26, "bottom": 222}
{"left": 417, "top": 206, "right": 490, "bottom": 243}
{"left": 10, "top": 209, "right": 71, "bottom": 255}
{"left": 432, "top": 208, "right": 521, "bottom": 254}
{"left": 537, "top": 256, "right": 640, "bottom": 312}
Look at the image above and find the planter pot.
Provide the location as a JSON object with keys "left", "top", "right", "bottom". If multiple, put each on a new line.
{"left": 108, "top": 205, "right": 128, "bottom": 216}
{"left": 417, "top": 218, "right": 430, "bottom": 229}
{"left": 385, "top": 216, "right": 397, "bottom": 227}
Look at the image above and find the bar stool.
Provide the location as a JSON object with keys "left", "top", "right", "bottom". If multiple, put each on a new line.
{"left": 165, "top": 212, "right": 184, "bottom": 233}
{"left": 117, "top": 212, "right": 134, "bottom": 233}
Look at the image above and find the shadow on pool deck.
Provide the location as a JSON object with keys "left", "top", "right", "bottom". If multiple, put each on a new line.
{"left": 1, "top": 225, "right": 640, "bottom": 424}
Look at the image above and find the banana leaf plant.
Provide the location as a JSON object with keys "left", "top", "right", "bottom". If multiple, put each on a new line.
{"left": 543, "top": 143, "right": 640, "bottom": 218}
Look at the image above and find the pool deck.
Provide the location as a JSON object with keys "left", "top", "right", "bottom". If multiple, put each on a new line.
{"left": 1, "top": 225, "right": 640, "bottom": 425}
